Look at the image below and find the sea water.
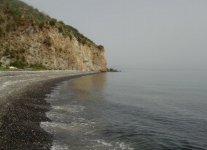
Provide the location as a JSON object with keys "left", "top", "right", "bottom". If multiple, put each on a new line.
{"left": 41, "top": 69, "right": 207, "bottom": 150}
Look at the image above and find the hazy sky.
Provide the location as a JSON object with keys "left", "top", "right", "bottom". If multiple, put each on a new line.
{"left": 22, "top": 0, "right": 207, "bottom": 69}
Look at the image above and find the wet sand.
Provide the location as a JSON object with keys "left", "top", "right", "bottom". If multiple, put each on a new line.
{"left": 0, "top": 71, "right": 97, "bottom": 149}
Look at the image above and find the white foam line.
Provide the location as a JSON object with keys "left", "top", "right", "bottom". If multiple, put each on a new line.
{"left": 95, "top": 139, "right": 113, "bottom": 147}
{"left": 51, "top": 143, "right": 70, "bottom": 150}
{"left": 52, "top": 105, "right": 85, "bottom": 113}
{"left": 93, "top": 139, "right": 134, "bottom": 150}
{"left": 40, "top": 121, "right": 92, "bottom": 133}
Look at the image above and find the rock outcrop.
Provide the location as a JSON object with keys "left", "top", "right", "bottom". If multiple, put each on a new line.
{"left": 0, "top": 0, "right": 107, "bottom": 71}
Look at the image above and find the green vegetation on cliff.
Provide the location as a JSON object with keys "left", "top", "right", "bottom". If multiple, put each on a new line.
{"left": 0, "top": 0, "right": 101, "bottom": 47}
{"left": 0, "top": 0, "right": 106, "bottom": 70}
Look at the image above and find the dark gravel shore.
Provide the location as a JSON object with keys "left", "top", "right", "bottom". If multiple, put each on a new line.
{"left": 0, "top": 72, "right": 96, "bottom": 150}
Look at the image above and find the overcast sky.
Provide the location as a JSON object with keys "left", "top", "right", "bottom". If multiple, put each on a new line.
{"left": 22, "top": 0, "right": 207, "bottom": 69}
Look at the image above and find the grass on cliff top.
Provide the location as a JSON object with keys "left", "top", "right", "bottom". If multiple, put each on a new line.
{"left": 0, "top": 0, "right": 103, "bottom": 49}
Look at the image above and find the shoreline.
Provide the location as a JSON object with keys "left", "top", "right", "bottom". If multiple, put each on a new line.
{"left": 0, "top": 71, "right": 98, "bottom": 149}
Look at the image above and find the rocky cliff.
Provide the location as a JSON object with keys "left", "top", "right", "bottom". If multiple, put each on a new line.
{"left": 0, "top": 0, "right": 107, "bottom": 71}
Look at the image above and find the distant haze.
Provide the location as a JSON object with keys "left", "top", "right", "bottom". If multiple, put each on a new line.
{"left": 22, "top": 0, "right": 207, "bottom": 70}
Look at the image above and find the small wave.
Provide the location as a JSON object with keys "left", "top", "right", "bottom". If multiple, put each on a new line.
{"left": 115, "top": 142, "right": 134, "bottom": 150}
{"left": 51, "top": 142, "right": 70, "bottom": 150}
{"left": 44, "top": 105, "right": 86, "bottom": 122}
{"left": 95, "top": 139, "right": 113, "bottom": 147}
{"left": 45, "top": 93, "right": 60, "bottom": 102}
{"left": 93, "top": 139, "right": 134, "bottom": 150}
{"left": 46, "top": 111, "right": 67, "bottom": 122}
{"left": 41, "top": 121, "right": 94, "bottom": 134}
{"left": 52, "top": 105, "right": 85, "bottom": 113}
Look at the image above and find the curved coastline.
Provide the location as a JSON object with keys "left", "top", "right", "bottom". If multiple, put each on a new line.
{"left": 0, "top": 71, "right": 98, "bottom": 149}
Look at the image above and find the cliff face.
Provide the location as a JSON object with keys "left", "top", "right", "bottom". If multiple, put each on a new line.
{"left": 0, "top": 0, "right": 107, "bottom": 71}
{"left": 0, "top": 26, "right": 107, "bottom": 71}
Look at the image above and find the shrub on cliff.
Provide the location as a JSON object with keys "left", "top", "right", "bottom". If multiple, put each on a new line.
{"left": 97, "top": 45, "right": 104, "bottom": 50}
{"left": 49, "top": 18, "right": 57, "bottom": 26}
{"left": 3, "top": 48, "right": 10, "bottom": 56}
{"left": 43, "top": 36, "right": 52, "bottom": 47}
{"left": 10, "top": 60, "right": 27, "bottom": 69}
{"left": 5, "top": 21, "right": 16, "bottom": 32}
{"left": 38, "top": 22, "right": 45, "bottom": 29}
{"left": 58, "top": 26, "right": 63, "bottom": 33}
{"left": 0, "top": 15, "right": 5, "bottom": 24}
{"left": 29, "top": 63, "right": 47, "bottom": 70}
{"left": 0, "top": 27, "right": 4, "bottom": 37}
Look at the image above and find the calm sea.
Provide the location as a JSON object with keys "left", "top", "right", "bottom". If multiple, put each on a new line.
{"left": 41, "top": 69, "right": 207, "bottom": 150}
